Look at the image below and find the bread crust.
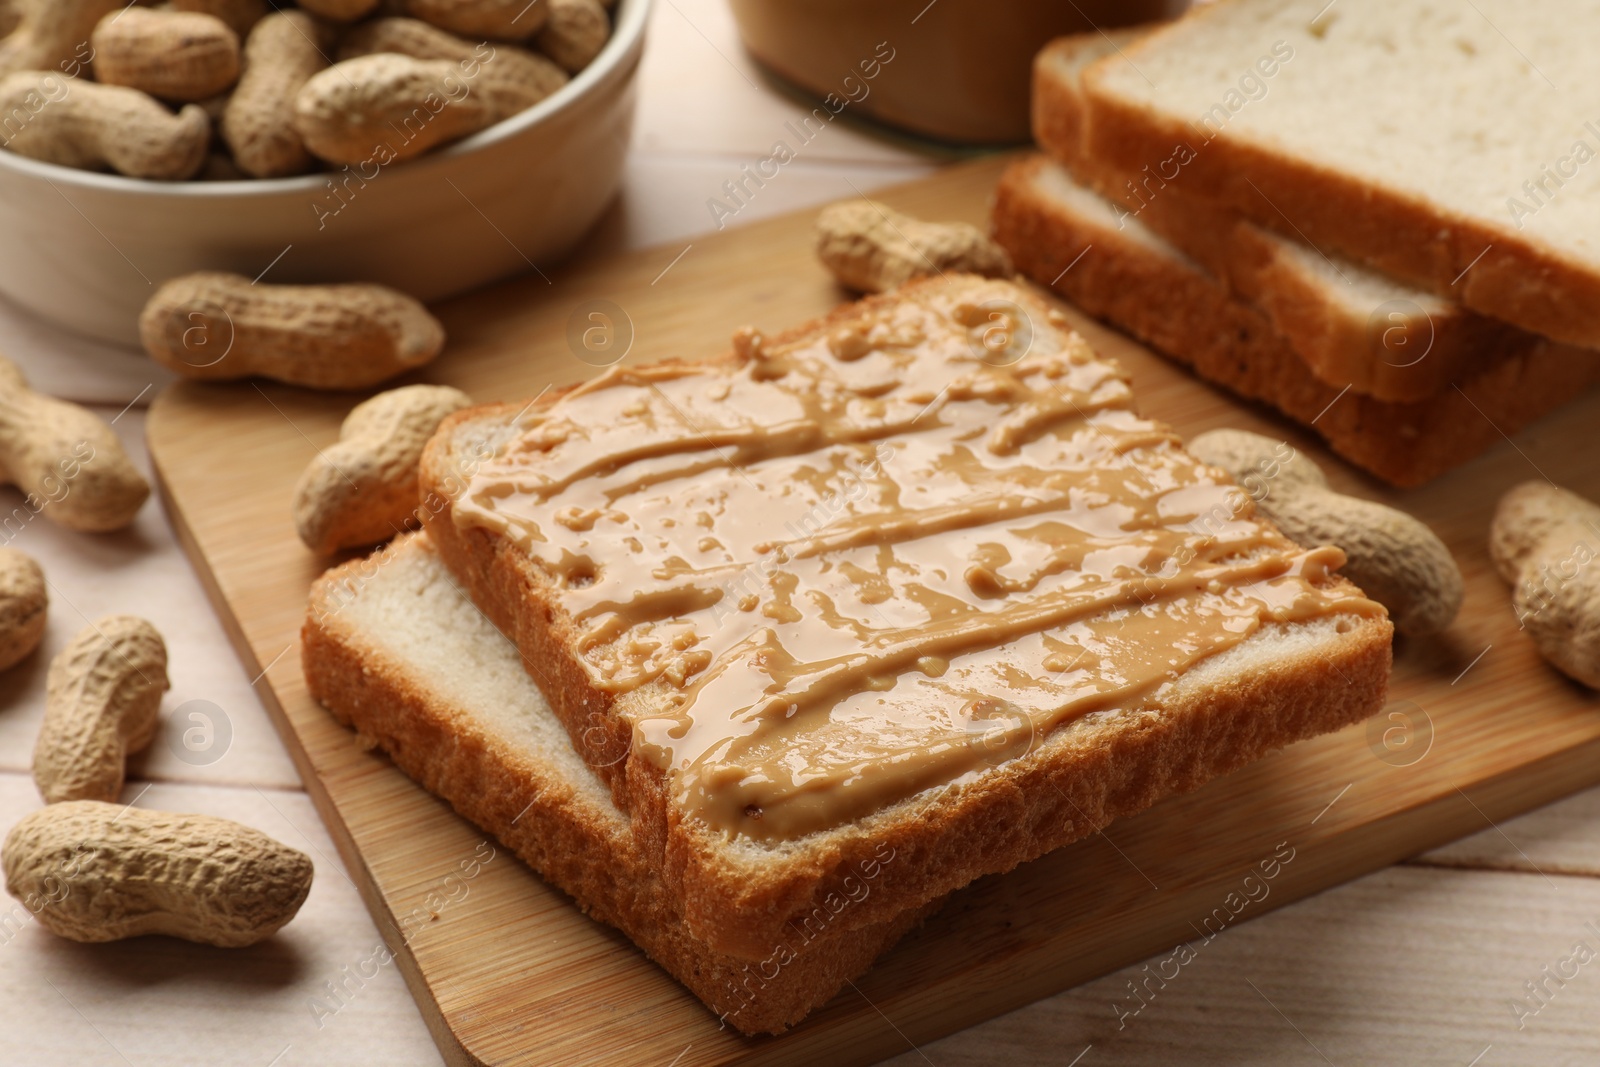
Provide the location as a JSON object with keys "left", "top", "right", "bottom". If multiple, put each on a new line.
{"left": 1032, "top": 35, "right": 1532, "bottom": 404}
{"left": 419, "top": 276, "right": 1393, "bottom": 961}
{"left": 1075, "top": 6, "right": 1600, "bottom": 349}
{"left": 301, "top": 534, "right": 936, "bottom": 1035}
{"left": 991, "top": 155, "right": 1600, "bottom": 488}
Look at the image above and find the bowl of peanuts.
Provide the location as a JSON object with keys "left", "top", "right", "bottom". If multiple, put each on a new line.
{"left": 0, "top": 0, "right": 648, "bottom": 346}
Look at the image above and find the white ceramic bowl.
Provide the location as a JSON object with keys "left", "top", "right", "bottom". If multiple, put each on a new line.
{"left": 0, "top": 0, "right": 650, "bottom": 347}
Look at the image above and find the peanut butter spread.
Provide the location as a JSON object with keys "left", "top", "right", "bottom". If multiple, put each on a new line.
{"left": 451, "top": 279, "right": 1383, "bottom": 842}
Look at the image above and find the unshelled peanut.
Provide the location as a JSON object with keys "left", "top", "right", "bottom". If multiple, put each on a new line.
{"left": 3, "top": 800, "right": 313, "bottom": 946}
{"left": 220, "top": 10, "right": 331, "bottom": 178}
{"left": 0, "top": 0, "right": 124, "bottom": 80}
{"left": 1189, "top": 428, "right": 1462, "bottom": 637}
{"left": 293, "top": 53, "right": 495, "bottom": 166}
{"left": 401, "top": 0, "right": 548, "bottom": 41}
{"left": 338, "top": 17, "right": 568, "bottom": 122}
{"left": 1490, "top": 481, "right": 1600, "bottom": 688}
{"left": 815, "top": 200, "right": 1014, "bottom": 294}
{"left": 0, "top": 547, "right": 46, "bottom": 672}
{"left": 33, "top": 616, "right": 168, "bottom": 805}
{"left": 139, "top": 272, "right": 446, "bottom": 389}
{"left": 536, "top": 0, "right": 607, "bottom": 73}
{"left": 0, "top": 353, "right": 150, "bottom": 533}
{"left": 162, "top": 0, "right": 270, "bottom": 38}
{"left": 90, "top": 8, "right": 241, "bottom": 103}
{"left": 294, "top": 384, "right": 473, "bottom": 554}
{"left": 0, "top": 71, "right": 210, "bottom": 180}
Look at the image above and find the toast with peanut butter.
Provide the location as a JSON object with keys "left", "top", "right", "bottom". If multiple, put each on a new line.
{"left": 302, "top": 532, "right": 933, "bottom": 1034}
{"left": 418, "top": 274, "right": 1394, "bottom": 961}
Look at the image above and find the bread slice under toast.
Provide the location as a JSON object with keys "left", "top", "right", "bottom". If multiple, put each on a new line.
{"left": 419, "top": 274, "right": 1393, "bottom": 960}
{"left": 1079, "top": 0, "right": 1600, "bottom": 349}
{"left": 991, "top": 154, "right": 1600, "bottom": 486}
{"left": 301, "top": 531, "right": 936, "bottom": 1035}
{"left": 1033, "top": 28, "right": 1534, "bottom": 404}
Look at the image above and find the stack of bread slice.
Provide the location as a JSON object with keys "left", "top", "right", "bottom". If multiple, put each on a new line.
{"left": 303, "top": 274, "right": 1393, "bottom": 1033}
{"left": 303, "top": 533, "right": 939, "bottom": 1034}
{"left": 994, "top": 4, "right": 1600, "bottom": 487}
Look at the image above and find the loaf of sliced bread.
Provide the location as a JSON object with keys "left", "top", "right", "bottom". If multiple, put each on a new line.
{"left": 991, "top": 155, "right": 1600, "bottom": 486}
{"left": 1080, "top": 0, "right": 1600, "bottom": 349}
{"left": 419, "top": 274, "right": 1393, "bottom": 960}
{"left": 1034, "top": 29, "right": 1533, "bottom": 403}
{"left": 301, "top": 532, "right": 935, "bottom": 1035}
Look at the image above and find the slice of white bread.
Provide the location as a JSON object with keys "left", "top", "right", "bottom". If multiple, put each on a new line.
{"left": 419, "top": 274, "right": 1393, "bottom": 961}
{"left": 1080, "top": 0, "right": 1600, "bottom": 349}
{"left": 301, "top": 531, "right": 936, "bottom": 1035}
{"left": 991, "top": 154, "right": 1600, "bottom": 486}
{"left": 1034, "top": 28, "right": 1534, "bottom": 403}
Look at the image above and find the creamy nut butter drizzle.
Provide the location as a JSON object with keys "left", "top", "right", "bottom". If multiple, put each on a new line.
{"left": 452, "top": 279, "right": 1383, "bottom": 842}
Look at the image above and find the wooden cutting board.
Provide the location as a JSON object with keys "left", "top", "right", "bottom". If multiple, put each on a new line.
{"left": 146, "top": 154, "right": 1600, "bottom": 1067}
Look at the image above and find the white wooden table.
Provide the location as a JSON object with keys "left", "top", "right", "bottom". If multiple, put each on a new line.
{"left": 1, "top": 2, "right": 1596, "bottom": 1063}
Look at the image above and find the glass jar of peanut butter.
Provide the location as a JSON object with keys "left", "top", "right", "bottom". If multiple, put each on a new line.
{"left": 727, "top": 0, "right": 1190, "bottom": 145}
